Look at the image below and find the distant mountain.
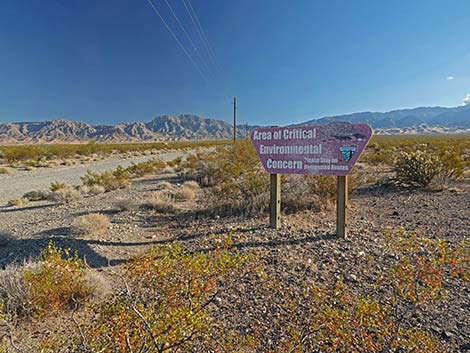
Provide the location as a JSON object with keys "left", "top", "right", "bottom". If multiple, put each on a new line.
{"left": 0, "top": 115, "right": 248, "bottom": 144}
{"left": 297, "top": 105, "right": 470, "bottom": 132}
{"left": 2, "top": 105, "right": 470, "bottom": 143}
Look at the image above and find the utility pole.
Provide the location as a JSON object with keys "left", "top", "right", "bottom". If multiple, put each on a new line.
{"left": 233, "top": 96, "right": 237, "bottom": 143}
{"left": 245, "top": 122, "right": 248, "bottom": 139}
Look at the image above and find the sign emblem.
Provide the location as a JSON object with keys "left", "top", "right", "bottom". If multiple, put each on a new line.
{"left": 339, "top": 146, "right": 357, "bottom": 162}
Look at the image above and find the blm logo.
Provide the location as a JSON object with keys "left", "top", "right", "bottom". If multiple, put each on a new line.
{"left": 339, "top": 146, "right": 357, "bottom": 162}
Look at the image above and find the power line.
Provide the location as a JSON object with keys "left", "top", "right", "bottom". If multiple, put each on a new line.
{"left": 181, "top": 0, "right": 218, "bottom": 71}
{"left": 145, "top": 0, "right": 207, "bottom": 80}
{"left": 163, "top": 0, "right": 213, "bottom": 76}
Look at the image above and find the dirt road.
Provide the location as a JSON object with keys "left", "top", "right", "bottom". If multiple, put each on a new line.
{"left": 0, "top": 152, "right": 183, "bottom": 205}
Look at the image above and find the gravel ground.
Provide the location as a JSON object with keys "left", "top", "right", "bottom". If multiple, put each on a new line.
{"left": 0, "top": 172, "right": 469, "bottom": 351}
{"left": 0, "top": 152, "right": 184, "bottom": 205}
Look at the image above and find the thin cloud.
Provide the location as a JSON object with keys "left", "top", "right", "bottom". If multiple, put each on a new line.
{"left": 447, "top": 76, "right": 455, "bottom": 80}
{"left": 463, "top": 94, "right": 470, "bottom": 106}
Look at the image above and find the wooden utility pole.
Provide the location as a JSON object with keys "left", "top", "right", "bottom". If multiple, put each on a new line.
{"left": 336, "top": 175, "right": 348, "bottom": 238}
{"left": 233, "top": 96, "right": 237, "bottom": 143}
{"left": 270, "top": 174, "right": 281, "bottom": 229}
{"left": 245, "top": 122, "right": 248, "bottom": 139}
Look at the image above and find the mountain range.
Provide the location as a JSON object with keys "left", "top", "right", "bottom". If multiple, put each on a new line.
{"left": 0, "top": 114, "right": 248, "bottom": 144}
{"left": 0, "top": 105, "right": 469, "bottom": 143}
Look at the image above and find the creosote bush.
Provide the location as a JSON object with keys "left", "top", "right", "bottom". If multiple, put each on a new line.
{"left": 50, "top": 180, "right": 67, "bottom": 192}
{"left": 181, "top": 141, "right": 342, "bottom": 217}
{"left": 71, "top": 213, "right": 111, "bottom": 236}
{"left": 394, "top": 148, "right": 465, "bottom": 188}
{"left": 81, "top": 166, "right": 130, "bottom": 192}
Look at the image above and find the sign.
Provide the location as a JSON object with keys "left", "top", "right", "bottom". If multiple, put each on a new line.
{"left": 250, "top": 122, "right": 372, "bottom": 176}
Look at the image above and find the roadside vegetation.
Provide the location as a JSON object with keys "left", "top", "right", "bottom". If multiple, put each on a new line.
{"left": 0, "top": 231, "right": 467, "bottom": 352}
{"left": 0, "top": 140, "right": 228, "bottom": 166}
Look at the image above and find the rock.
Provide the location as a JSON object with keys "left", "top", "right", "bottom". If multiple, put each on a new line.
{"left": 345, "top": 273, "right": 358, "bottom": 283}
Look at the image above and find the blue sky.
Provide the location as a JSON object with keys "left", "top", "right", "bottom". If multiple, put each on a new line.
{"left": 1, "top": 0, "right": 469, "bottom": 126}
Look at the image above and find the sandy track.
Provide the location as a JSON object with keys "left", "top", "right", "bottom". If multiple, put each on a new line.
{"left": 0, "top": 152, "right": 184, "bottom": 205}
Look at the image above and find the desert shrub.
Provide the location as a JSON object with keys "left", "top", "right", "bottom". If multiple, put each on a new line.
{"left": 22, "top": 190, "right": 48, "bottom": 202}
{"left": 0, "top": 263, "right": 31, "bottom": 317}
{"left": 394, "top": 150, "right": 442, "bottom": 187}
{"left": 7, "top": 198, "right": 28, "bottom": 207}
{"left": 282, "top": 175, "right": 337, "bottom": 213}
{"left": 81, "top": 166, "right": 130, "bottom": 192}
{"left": 125, "top": 159, "right": 166, "bottom": 178}
{"left": 173, "top": 185, "right": 196, "bottom": 201}
{"left": 71, "top": 214, "right": 111, "bottom": 236}
{"left": 0, "top": 140, "right": 227, "bottom": 164}
{"left": 384, "top": 230, "right": 470, "bottom": 303}
{"left": 114, "top": 198, "right": 135, "bottom": 211}
{"left": 144, "top": 192, "right": 178, "bottom": 213}
{"left": 0, "top": 231, "right": 14, "bottom": 247}
{"left": 48, "top": 186, "right": 80, "bottom": 203}
{"left": 68, "top": 240, "right": 248, "bottom": 352}
{"left": 49, "top": 180, "right": 67, "bottom": 192}
{"left": 0, "top": 167, "right": 13, "bottom": 175}
{"left": 22, "top": 242, "right": 92, "bottom": 316}
{"left": 182, "top": 141, "right": 270, "bottom": 216}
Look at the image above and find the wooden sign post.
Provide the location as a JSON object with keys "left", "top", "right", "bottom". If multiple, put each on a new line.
{"left": 251, "top": 122, "right": 372, "bottom": 236}
{"left": 270, "top": 174, "right": 281, "bottom": 229}
{"left": 336, "top": 175, "right": 348, "bottom": 238}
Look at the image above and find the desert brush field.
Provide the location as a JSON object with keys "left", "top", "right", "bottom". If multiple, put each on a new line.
{"left": 0, "top": 136, "right": 469, "bottom": 352}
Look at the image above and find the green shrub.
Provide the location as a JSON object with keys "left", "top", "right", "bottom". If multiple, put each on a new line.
{"left": 22, "top": 190, "right": 49, "bottom": 202}
{"left": 394, "top": 150, "right": 442, "bottom": 187}
{"left": 50, "top": 181, "right": 67, "bottom": 192}
{"left": 81, "top": 166, "right": 130, "bottom": 191}
{"left": 72, "top": 240, "right": 247, "bottom": 352}
{"left": 22, "top": 242, "right": 92, "bottom": 316}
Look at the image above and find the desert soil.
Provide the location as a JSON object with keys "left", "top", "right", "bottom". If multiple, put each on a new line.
{"left": 0, "top": 169, "right": 469, "bottom": 351}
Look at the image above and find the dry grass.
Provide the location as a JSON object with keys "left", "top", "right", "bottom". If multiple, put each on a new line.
{"left": 0, "top": 263, "right": 32, "bottom": 316}
{"left": 88, "top": 185, "right": 106, "bottom": 195}
{"left": 173, "top": 186, "right": 196, "bottom": 201}
{"left": 182, "top": 180, "right": 200, "bottom": 190}
{"left": 0, "top": 166, "right": 13, "bottom": 175}
{"left": 144, "top": 192, "right": 178, "bottom": 213}
{"left": 8, "top": 198, "right": 29, "bottom": 207}
{"left": 71, "top": 213, "right": 111, "bottom": 236}
{"left": 114, "top": 198, "right": 135, "bottom": 211}
{"left": 0, "top": 231, "right": 14, "bottom": 247}
{"left": 48, "top": 187, "right": 81, "bottom": 204}
{"left": 83, "top": 270, "right": 112, "bottom": 302}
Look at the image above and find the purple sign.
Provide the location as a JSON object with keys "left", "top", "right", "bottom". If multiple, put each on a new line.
{"left": 250, "top": 122, "right": 372, "bottom": 176}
